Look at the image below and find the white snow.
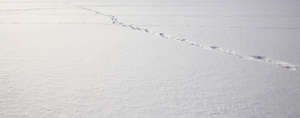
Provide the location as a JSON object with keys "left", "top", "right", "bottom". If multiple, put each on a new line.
{"left": 1, "top": 0, "right": 300, "bottom": 118}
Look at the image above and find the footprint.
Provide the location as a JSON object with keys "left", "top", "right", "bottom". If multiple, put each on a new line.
{"left": 159, "top": 33, "right": 167, "bottom": 38}
{"left": 144, "top": 29, "right": 149, "bottom": 32}
{"left": 210, "top": 46, "right": 218, "bottom": 49}
{"left": 252, "top": 56, "right": 265, "bottom": 59}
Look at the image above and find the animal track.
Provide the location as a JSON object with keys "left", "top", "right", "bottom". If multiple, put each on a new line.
{"left": 75, "top": 6, "right": 298, "bottom": 71}
{"left": 1, "top": 6, "right": 297, "bottom": 71}
{"left": 252, "top": 56, "right": 265, "bottom": 60}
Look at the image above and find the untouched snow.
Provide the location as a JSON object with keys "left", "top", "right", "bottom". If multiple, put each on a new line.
{"left": 1, "top": 0, "right": 300, "bottom": 118}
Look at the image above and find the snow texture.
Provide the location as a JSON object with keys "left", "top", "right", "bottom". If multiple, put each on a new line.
{"left": 1, "top": 0, "right": 300, "bottom": 118}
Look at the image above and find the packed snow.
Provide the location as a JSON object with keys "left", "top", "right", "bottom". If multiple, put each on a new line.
{"left": 1, "top": 0, "right": 300, "bottom": 118}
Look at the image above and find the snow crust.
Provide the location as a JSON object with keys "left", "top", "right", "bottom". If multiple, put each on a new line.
{"left": 1, "top": 0, "right": 300, "bottom": 117}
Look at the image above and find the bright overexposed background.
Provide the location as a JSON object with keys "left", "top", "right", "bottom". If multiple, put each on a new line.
{"left": 1, "top": 0, "right": 300, "bottom": 117}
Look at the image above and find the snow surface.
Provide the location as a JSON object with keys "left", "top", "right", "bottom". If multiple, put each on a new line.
{"left": 1, "top": 0, "right": 300, "bottom": 117}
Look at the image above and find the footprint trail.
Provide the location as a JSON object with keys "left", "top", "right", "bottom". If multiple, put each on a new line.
{"left": 58, "top": 6, "right": 300, "bottom": 71}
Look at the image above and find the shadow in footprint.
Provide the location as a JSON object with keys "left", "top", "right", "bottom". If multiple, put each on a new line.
{"left": 252, "top": 56, "right": 265, "bottom": 59}
{"left": 210, "top": 46, "right": 218, "bottom": 49}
